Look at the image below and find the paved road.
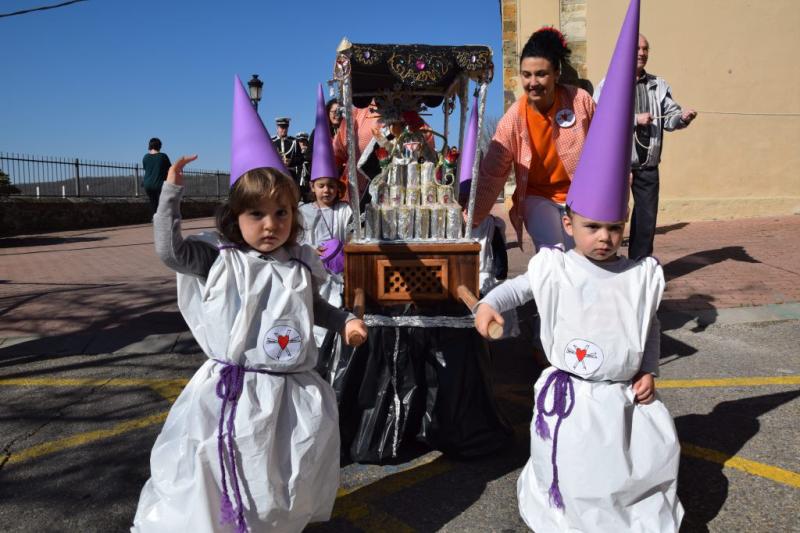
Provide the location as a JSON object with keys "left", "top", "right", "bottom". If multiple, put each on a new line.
{"left": 1, "top": 213, "right": 798, "bottom": 532}
{"left": 1, "top": 318, "right": 797, "bottom": 532}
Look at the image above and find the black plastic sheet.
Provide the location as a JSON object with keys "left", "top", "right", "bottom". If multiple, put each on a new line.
{"left": 317, "top": 304, "right": 513, "bottom": 464}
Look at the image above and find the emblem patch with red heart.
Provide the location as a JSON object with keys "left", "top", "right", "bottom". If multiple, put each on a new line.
{"left": 564, "top": 339, "right": 604, "bottom": 376}
{"left": 263, "top": 326, "right": 302, "bottom": 361}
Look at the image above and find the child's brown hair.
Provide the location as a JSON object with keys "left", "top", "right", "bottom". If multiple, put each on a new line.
{"left": 216, "top": 167, "right": 304, "bottom": 247}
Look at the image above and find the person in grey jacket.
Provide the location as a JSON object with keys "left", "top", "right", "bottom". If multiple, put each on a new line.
{"left": 594, "top": 33, "right": 697, "bottom": 259}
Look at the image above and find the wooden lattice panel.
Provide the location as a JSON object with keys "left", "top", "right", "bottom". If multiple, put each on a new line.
{"left": 343, "top": 242, "right": 480, "bottom": 308}
{"left": 376, "top": 259, "right": 449, "bottom": 301}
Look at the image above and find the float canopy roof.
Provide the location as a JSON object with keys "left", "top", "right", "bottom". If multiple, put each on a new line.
{"left": 338, "top": 42, "right": 493, "bottom": 109}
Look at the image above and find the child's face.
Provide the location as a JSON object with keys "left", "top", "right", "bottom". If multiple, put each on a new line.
{"left": 563, "top": 211, "right": 625, "bottom": 262}
{"left": 312, "top": 178, "right": 340, "bottom": 207}
{"left": 237, "top": 195, "right": 293, "bottom": 253}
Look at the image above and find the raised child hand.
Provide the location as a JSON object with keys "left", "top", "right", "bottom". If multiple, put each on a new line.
{"left": 474, "top": 303, "right": 504, "bottom": 340}
{"left": 344, "top": 318, "right": 368, "bottom": 347}
{"left": 167, "top": 154, "right": 198, "bottom": 187}
{"left": 632, "top": 371, "right": 655, "bottom": 404}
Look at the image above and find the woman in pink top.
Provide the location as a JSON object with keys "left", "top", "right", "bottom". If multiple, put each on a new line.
{"left": 472, "top": 28, "right": 595, "bottom": 251}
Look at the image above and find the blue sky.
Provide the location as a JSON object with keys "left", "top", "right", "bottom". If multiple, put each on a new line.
{"left": 0, "top": 0, "right": 504, "bottom": 172}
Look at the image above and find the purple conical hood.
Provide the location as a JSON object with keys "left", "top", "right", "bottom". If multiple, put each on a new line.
{"left": 567, "top": 0, "right": 639, "bottom": 222}
{"left": 458, "top": 96, "right": 479, "bottom": 197}
{"left": 310, "top": 84, "right": 337, "bottom": 181}
{"left": 231, "top": 75, "right": 288, "bottom": 186}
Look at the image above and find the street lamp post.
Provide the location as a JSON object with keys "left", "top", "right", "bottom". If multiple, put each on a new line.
{"left": 247, "top": 74, "right": 263, "bottom": 110}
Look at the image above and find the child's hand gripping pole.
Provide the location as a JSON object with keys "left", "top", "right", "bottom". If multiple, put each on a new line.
{"left": 344, "top": 288, "right": 368, "bottom": 347}
{"left": 458, "top": 285, "right": 503, "bottom": 340}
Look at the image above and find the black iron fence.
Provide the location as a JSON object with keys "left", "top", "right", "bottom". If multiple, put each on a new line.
{"left": 0, "top": 153, "right": 230, "bottom": 198}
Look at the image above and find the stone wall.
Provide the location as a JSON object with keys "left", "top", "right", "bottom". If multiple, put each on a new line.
{"left": 559, "top": 0, "right": 590, "bottom": 92}
{"left": 504, "top": 0, "right": 800, "bottom": 221}
{"left": 501, "top": 0, "right": 519, "bottom": 111}
{"left": 503, "top": 0, "right": 590, "bottom": 105}
{"left": 0, "top": 196, "right": 220, "bottom": 237}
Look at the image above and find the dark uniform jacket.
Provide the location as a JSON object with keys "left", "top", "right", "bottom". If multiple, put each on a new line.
{"left": 271, "top": 135, "right": 304, "bottom": 180}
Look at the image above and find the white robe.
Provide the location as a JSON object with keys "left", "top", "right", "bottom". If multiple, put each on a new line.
{"left": 517, "top": 248, "right": 683, "bottom": 532}
{"left": 132, "top": 239, "right": 339, "bottom": 533}
{"left": 299, "top": 201, "right": 352, "bottom": 347}
{"left": 299, "top": 201, "right": 353, "bottom": 248}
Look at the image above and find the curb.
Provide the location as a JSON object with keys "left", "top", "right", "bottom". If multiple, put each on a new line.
{"left": 659, "top": 302, "right": 800, "bottom": 332}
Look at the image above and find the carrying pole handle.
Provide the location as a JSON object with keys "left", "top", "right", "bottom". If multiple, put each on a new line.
{"left": 347, "top": 288, "right": 366, "bottom": 346}
{"left": 457, "top": 285, "right": 502, "bottom": 339}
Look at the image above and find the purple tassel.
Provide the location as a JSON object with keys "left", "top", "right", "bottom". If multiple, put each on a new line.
{"left": 219, "top": 494, "right": 236, "bottom": 525}
{"left": 548, "top": 480, "right": 565, "bottom": 510}
{"left": 215, "top": 361, "right": 251, "bottom": 532}
{"left": 534, "top": 412, "right": 551, "bottom": 440}
{"left": 535, "top": 369, "right": 575, "bottom": 512}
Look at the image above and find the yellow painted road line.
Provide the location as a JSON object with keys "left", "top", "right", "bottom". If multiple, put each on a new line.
{"left": 659, "top": 376, "right": 800, "bottom": 389}
{"left": 336, "top": 452, "right": 445, "bottom": 498}
{"left": 332, "top": 456, "right": 453, "bottom": 532}
{"left": 0, "top": 377, "right": 188, "bottom": 389}
{"left": 1, "top": 378, "right": 180, "bottom": 466}
{"left": 145, "top": 380, "right": 188, "bottom": 402}
{"left": 4, "top": 375, "right": 799, "bottom": 495}
{"left": 338, "top": 456, "right": 453, "bottom": 501}
{"left": 332, "top": 502, "right": 416, "bottom": 533}
{"left": 5, "top": 411, "right": 168, "bottom": 466}
{"left": 5, "top": 375, "right": 797, "bottom": 391}
{"left": 0, "top": 377, "right": 188, "bottom": 401}
{"left": 681, "top": 442, "right": 800, "bottom": 489}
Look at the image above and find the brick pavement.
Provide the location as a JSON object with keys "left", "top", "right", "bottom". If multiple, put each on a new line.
{"left": 499, "top": 211, "right": 800, "bottom": 313}
{"left": 1, "top": 211, "right": 798, "bottom": 339}
{"left": 0, "top": 219, "right": 214, "bottom": 339}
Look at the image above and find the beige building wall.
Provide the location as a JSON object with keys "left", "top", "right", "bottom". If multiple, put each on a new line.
{"left": 505, "top": 0, "right": 800, "bottom": 222}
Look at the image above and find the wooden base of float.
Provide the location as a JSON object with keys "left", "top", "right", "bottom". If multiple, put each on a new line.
{"left": 343, "top": 241, "right": 481, "bottom": 308}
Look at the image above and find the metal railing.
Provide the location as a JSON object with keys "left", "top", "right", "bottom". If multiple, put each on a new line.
{"left": 0, "top": 153, "right": 230, "bottom": 198}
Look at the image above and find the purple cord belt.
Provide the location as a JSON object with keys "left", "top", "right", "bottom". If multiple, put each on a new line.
{"left": 214, "top": 359, "right": 271, "bottom": 533}
{"left": 534, "top": 368, "right": 576, "bottom": 511}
